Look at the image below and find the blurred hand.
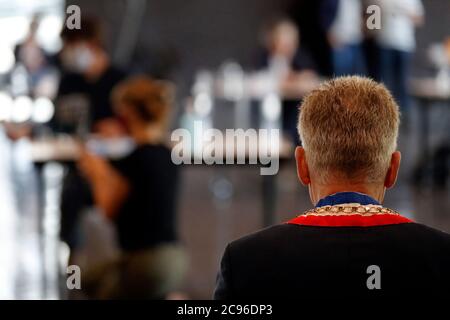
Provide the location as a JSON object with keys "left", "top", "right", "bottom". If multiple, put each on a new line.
{"left": 3, "top": 123, "right": 32, "bottom": 141}
{"left": 93, "top": 118, "right": 127, "bottom": 138}
{"left": 327, "top": 32, "right": 341, "bottom": 49}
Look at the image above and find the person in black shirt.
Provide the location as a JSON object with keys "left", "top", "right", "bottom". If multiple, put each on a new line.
{"left": 112, "top": 144, "right": 178, "bottom": 251}
{"left": 57, "top": 16, "right": 126, "bottom": 135}
{"left": 57, "top": 67, "right": 125, "bottom": 132}
{"left": 57, "top": 17, "right": 126, "bottom": 260}
{"left": 78, "top": 76, "right": 186, "bottom": 299}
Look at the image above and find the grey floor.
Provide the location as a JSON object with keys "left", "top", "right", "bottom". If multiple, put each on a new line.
{"left": 0, "top": 100, "right": 449, "bottom": 299}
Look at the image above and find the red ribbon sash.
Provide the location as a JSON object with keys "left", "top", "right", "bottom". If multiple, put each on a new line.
{"left": 288, "top": 213, "right": 413, "bottom": 227}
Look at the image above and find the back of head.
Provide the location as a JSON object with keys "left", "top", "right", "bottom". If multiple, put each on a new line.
{"left": 298, "top": 76, "right": 400, "bottom": 184}
{"left": 112, "top": 76, "right": 174, "bottom": 126}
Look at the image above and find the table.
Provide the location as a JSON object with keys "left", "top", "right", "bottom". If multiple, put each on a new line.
{"left": 409, "top": 77, "right": 450, "bottom": 185}
{"left": 31, "top": 135, "right": 294, "bottom": 228}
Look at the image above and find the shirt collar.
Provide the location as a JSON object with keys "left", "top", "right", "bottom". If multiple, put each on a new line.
{"left": 315, "top": 192, "right": 381, "bottom": 208}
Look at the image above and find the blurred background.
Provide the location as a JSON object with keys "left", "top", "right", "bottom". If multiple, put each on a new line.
{"left": 0, "top": 0, "right": 449, "bottom": 299}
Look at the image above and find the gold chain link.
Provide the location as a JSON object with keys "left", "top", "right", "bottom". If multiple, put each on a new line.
{"left": 301, "top": 204, "right": 400, "bottom": 217}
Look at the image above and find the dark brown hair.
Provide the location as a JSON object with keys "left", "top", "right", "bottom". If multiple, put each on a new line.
{"left": 60, "top": 16, "right": 102, "bottom": 45}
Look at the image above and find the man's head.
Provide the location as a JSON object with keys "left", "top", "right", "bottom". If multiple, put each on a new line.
{"left": 263, "top": 18, "right": 299, "bottom": 60}
{"left": 296, "top": 76, "right": 401, "bottom": 204}
{"left": 60, "top": 16, "right": 106, "bottom": 75}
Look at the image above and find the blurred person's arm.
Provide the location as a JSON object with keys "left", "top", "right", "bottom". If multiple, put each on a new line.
{"left": 391, "top": 0, "right": 424, "bottom": 26}
{"left": 445, "top": 38, "right": 450, "bottom": 64}
{"left": 408, "top": 0, "right": 424, "bottom": 26}
{"left": 280, "top": 70, "right": 320, "bottom": 98}
{"left": 78, "top": 149, "right": 129, "bottom": 219}
{"left": 321, "top": 0, "right": 340, "bottom": 48}
{"left": 319, "top": 0, "right": 339, "bottom": 33}
{"left": 280, "top": 49, "right": 320, "bottom": 98}
{"left": 92, "top": 118, "right": 127, "bottom": 138}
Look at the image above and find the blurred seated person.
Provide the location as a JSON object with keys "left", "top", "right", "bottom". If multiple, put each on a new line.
{"left": 3, "top": 17, "right": 57, "bottom": 142}
{"left": 56, "top": 16, "right": 126, "bottom": 137}
{"left": 215, "top": 76, "right": 450, "bottom": 299}
{"left": 258, "top": 18, "right": 319, "bottom": 144}
{"left": 78, "top": 76, "right": 186, "bottom": 299}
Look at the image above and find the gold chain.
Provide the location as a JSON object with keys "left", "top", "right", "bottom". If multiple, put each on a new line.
{"left": 301, "top": 204, "right": 400, "bottom": 217}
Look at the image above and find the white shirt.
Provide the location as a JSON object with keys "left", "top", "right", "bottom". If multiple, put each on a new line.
{"left": 330, "top": 0, "right": 363, "bottom": 46}
{"left": 376, "top": 0, "right": 424, "bottom": 52}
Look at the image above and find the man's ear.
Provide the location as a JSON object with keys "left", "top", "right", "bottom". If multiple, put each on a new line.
{"left": 295, "top": 146, "right": 310, "bottom": 186}
{"left": 384, "top": 151, "right": 401, "bottom": 189}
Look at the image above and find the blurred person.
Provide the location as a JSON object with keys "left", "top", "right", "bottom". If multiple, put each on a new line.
{"left": 429, "top": 37, "right": 450, "bottom": 188}
{"left": 214, "top": 76, "right": 450, "bottom": 299}
{"left": 57, "top": 16, "right": 126, "bottom": 136}
{"left": 362, "top": 0, "right": 381, "bottom": 81}
{"left": 4, "top": 17, "right": 57, "bottom": 142}
{"left": 259, "top": 18, "right": 318, "bottom": 95}
{"left": 258, "top": 18, "right": 319, "bottom": 144}
{"left": 328, "top": 0, "right": 365, "bottom": 76}
{"left": 57, "top": 16, "right": 127, "bottom": 265}
{"left": 14, "top": 15, "right": 55, "bottom": 96}
{"left": 291, "top": 0, "right": 338, "bottom": 77}
{"left": 376, "top": 0, "right": 424, "bottom": 119}
{"left": 78, "top": 76, "right": 187, "bottom": 299}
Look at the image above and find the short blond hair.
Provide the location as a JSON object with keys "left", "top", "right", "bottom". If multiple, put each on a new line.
{"left": 298, "top": 76, "right": 400, "bottom": 183}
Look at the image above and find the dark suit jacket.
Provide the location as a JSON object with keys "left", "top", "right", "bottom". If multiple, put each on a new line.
{"left": 214, "top": 222, "right": 450, "bottom": 299}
